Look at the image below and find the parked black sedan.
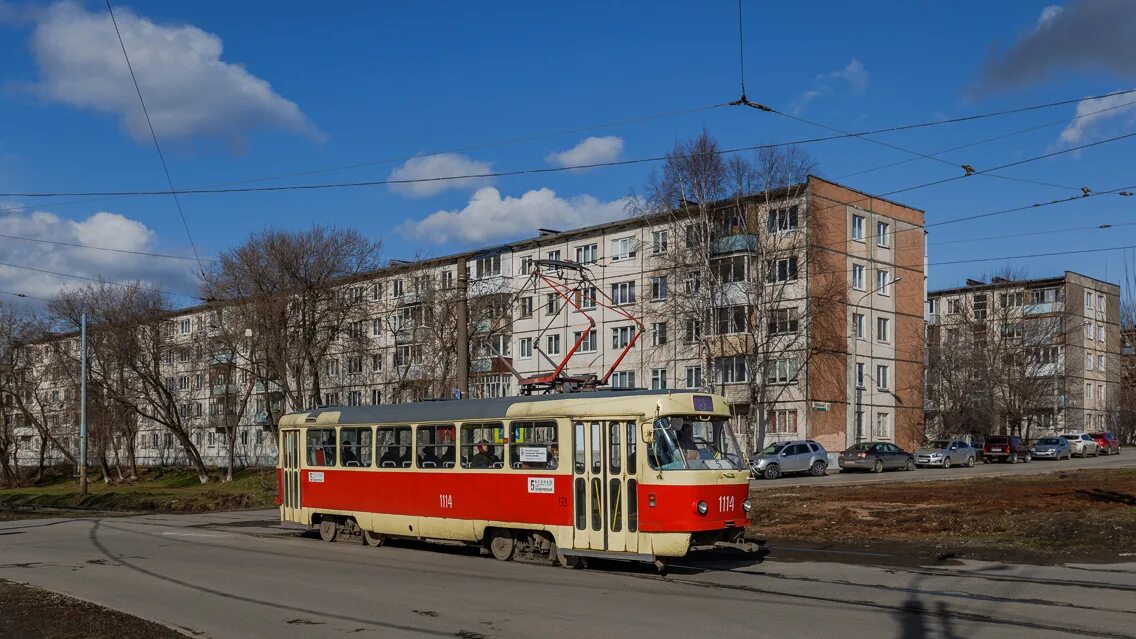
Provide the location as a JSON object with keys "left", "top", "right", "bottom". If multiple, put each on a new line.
{"left": 838, "top": 442, "right": 915, "bottom": 473}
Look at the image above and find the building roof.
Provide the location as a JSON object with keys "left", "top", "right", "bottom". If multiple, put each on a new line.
{"left": 928, "top": 271, "right": 1120, "bottom": 297}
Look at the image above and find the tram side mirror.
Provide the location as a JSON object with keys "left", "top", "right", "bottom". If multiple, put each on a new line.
{"left": 642, "top": 424, "right": 654, "bottom": 444}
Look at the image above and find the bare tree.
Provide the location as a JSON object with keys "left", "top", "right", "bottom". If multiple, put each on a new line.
{"left": 203, "top": 226, "right": 383, "bottom": 423}
{"left": 49, "top": 281, "right": 212, "bottom": 483}
{"left": 632, "top": 131, "right": 834, "bottom": 451}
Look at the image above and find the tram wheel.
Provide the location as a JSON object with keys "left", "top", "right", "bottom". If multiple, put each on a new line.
{"left": 318, "top": 519, "right": 338, "bottom": 543}
{"left": 363, "top": 530, "right": 385, "bottom": 547}
{"left": 488, "top": 530, "right": 515, "bottom": 561}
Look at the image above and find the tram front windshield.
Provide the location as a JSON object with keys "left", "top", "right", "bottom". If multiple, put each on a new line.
{"left": 649, "top": 416, "right": 743, "bottom": 470}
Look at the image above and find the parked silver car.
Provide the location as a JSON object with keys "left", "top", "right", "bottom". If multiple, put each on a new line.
{"left": 1031, "top": 436, "right": 1072, "bottom": 460}
{"left": 1061, "top": 433, "right": 1101, "bottom": 458}
{"left": 914, "top": 439, "right": 976, "bottom": 468}
{"left": 750, "top": 440, "right": 829, "bottom": 480}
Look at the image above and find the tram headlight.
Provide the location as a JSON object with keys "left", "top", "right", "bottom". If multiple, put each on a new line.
{"left": 696, "top": 500, "right": 708, "bottom": 515}
{"left": 742, "top": 499, "right": 752, "bottom": 513}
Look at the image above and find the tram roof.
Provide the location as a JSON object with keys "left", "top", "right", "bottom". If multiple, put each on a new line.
{"left": 283, "top": 389, "right": 705, "bottom": 426}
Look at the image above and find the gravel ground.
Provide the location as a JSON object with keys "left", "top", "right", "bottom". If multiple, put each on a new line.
{"left": 0, "top": 579, "right": 183, "bottom": 638}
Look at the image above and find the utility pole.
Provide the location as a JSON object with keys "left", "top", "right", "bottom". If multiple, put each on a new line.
{"left": 79, "top": 312, "right": 88, "bottom": 496}
{"left": 455, "top": 259, "right": 469, "bottom": 399}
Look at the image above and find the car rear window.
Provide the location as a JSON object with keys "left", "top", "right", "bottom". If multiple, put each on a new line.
{"left": 846, "top": 443, "right": 872, "bottom": 451}
{"left": 1038, "top": 438, "right": 1060, "bottom": 445}
{"left": 987, "top": 436, "right": 1009, "bottom": 444}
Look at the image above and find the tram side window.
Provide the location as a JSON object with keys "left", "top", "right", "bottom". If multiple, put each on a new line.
{"left": 340, "top": 427, "right": 373, "bottom": 467}
{"left": 306, "top": 428, "right": 336, "bottom": 466}
{"left": 509, "top": 421, "right": 558, "bottom": 470}
{"left": 461, "top": 422, "right": 504, "bottom": 469}
{"left": 376, "top": 426, "right": 412, "bottom": 468}
{"left": 417, "top": 424, "right": 456, "bottom": 469}
{"left": 574, "top": 422, "right": 585, "bottom": 474}
{"left": 626, "top": 422, "right": 637, "bottom": 470}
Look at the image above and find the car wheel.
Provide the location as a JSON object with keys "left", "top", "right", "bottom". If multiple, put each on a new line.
{"left": 1094, "top": 449, "right": 1100, "bottom": 457}
{"left": 872, "top": 459, "right": 884, "bottom": 473}
{"left": 967, "top": 456, "right": 975, "bottom": 468}
{"left": 764, "top": 464, "right": 781, "bottom": 480}
{"left": 905, "top": 458, "right": 915, "bottom": 471}
{"left": 809, "top": 460, "right": 827, "bottom": 477}
{"left": 1009, "top": 452, "right": 1018, "bottom": 464}
{"left": 1024, "top": 452, "right": 1032, "bottom": 463}
{"left": 943, "top": 457, "right": 952, "bottom": 469}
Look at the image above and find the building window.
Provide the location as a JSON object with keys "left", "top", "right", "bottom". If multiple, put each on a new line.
{"left": 684, "top": 224, "right": 703, "bottom": 248}
{"left": 651, "top": 322, "right": 668, "bottom": 346}
{"left": 1000, "top": 292, "right": 1024, "bottom": 308}
{"left": 519, "top": 337, "right": 533, "bottom": 359}
{"left": 767, "top": 205, "right": 799, "bottom": 233}
{"left": 766, "top": 256, "right": 799, "bottom": 283}
{"left": 876, "top": 365, "right": 890, "bottom": 391}
{"left": 1098, "top": 354, "right": 1105, "bottom": 370}
{"left": 946, "top": 298, "right": 961, "bottom": 314}
{"left": 518, "top": 256, "right": 533, "bottom": 275}
{"left": 651, "top": 368, "right": 668, "bottom": 390}
{"left": 716, "top": 305, "right": 748, "bottom": 335}
{"left": 371, "top": 354, "right": 382, "bottom": 372}
{"left": 519, "top": 296, "right": 534, "bottom": 318}
{"left": 651, "top": 230, "right": 669, "bottom": 254}
{"left": 178, "top": 376, "right": 189, "bottom": 391}
{"left": 610, "top": 371, "right": 636, "bottom": 388}
{"left": 573, "top": 286, "right": 597, "bottom": 310}
{"left": 611, "top": 281, "right": 636, "bottom": 305}
{"left": 611, "top": 326, "right": 635, "bottom": 349}
{"left": 575, "top": 244, "right": 598, "bottom": 264}
{"left": 1098, "top": 325, "right": 1105, "bottom": 341}
{"left": 768, "top": 409, "right": 798, "bottom": 434}
{"left": 875, "top": 412, "right": 891, "bottom": 438}
{"left": 474, "top": 254, "right": 501, "bottom": 279}
{"left": 853, "top": 313, "right": 865, "bottom": 339}
{"left": 714, "top": 255, "right": 747, "bottom": 283}
{"left": 685, "top": 271, "right": 701, "bottom": 294}
{"left": 180, "top": 318, "right": 191, "bottom": 334}
{"left": 1086, "top": 382, "right": 1093, "bottom": 400}
{"left": 610, "top": 237, "right": 636, "bottom": 261}
{"left": 346, "top": 356, "right": 363, "bottom": 375}
{"left": 1096, "top": 293, "right": 1104, "bottom": 311}
{"left": 852, "top": 264, "right": 865, "bottom": 290}
{"left": 573, "top": 329, "right": 597, "bottom": 353}
{"left": 650, "top": 276, "right": 668, "bottom": 301}
{"left": 768, "top": 308, "right": 799, "bottom": 335}
{"left": 716, "top": 356, "right": 748, "bottom": 383}
{"left": 348, "top": 390, "right": 362, "bottom": 406}
{"left": 766, "top": 357, "right": 799, "bottom": 385}
{"left": 876, "top": 221, "right": 890, "bottom": 247}
{"left": 546, "top": 249, "right": 561, "bottom": 262}
{"left": 392, "top": 279, "right": 404, "bottom": 298}
{"left": 1086, "top": 291, "right": 1093, "bottom": 309}
{"left": 1085, "top": 321, "right": 1094, "bottom": 340}
{"left": 684, "top": 319, "right": 703, "bottom": 343}
{"left": 852, "top": 214, "right": 865, "bottom": 241}
{"left": 546, "top": 293, "right": 559, "bottom": 315}
{"left": 877, "top": 270, "right": 892, "bottom": 296}
{"left": 1098, "top": 384, "right": 1105, "bottom": 402}
{"left": 877, "top": 317, "right": 890, "bottom": 343}
{"left": 371, "top": 388, "right": 382, "bottom": 405}
{"left": 856, "top": 362, "right": 865, "bottom": 388}
{"left": 1086, "top": 352, "right": 1094, "bottom": 371}
{"left": 475, "top": 375, "right": 512, "bottom": 399}
{"left": 685, "top": 366, "right": 703, "bottom": 388}
{"left": 546, "top": 334, "right": 561, "bottom": 356}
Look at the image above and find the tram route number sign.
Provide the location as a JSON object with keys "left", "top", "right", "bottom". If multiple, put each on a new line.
{"left": 528, "top": 477, "right": 555, "bottom": 494}
{"left": 308, "top": 471, "right": 325, "bottom": 483}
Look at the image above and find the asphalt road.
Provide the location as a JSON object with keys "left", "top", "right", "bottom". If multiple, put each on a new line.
{"left": 751, "top": 449, "right": 1135, "bottom": 489}
{"left": 2, "top": 510, "right": 1135, "bottom": 638}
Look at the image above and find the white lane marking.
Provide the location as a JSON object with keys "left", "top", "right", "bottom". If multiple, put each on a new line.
{"left": 159, "top": 532, "right": 230, "bottom": 538}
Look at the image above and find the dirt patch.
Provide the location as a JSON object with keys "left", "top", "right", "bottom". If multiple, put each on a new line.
{"left": 746, "top": 468, "right": 1136, "bottom": 564}
{"left": 0, "top": 579, "right": 183, "bottom": 638}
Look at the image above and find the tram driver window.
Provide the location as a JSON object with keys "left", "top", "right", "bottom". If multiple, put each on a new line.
{"left": 306, "top": 428, "right": 336, "bottom": 466}
{"left": 416, "top": 424, "right": 456, "bottom": 469}
{"left": 340, "top": 427, "right": 373, "bottom": 467}
{"left": 377, "top": 426, "right": 413, "bottom": 468}
{"left": 461, "top": 422, "right": 504, "bottom": 469}
{"left": 509, "top": 421, "right": 558, "bottom": 470}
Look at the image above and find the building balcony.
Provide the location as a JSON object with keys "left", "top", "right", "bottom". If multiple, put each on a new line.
{"left": 210, "top": 352, "right": 236, "bottom": 366}
{"left": 397, "top": 291, "right": 423, "bottom": 306}
{"left": 711, "top": 234, "right": 758, "bottom": 255}
{"left": 254, "top": 411, "right": 270, "bottom": 425}
{"left": 927, "top": 313, "right": 940, "bottom": 326}
{"left": 211, "top": 383, "right": 237, "bottom": 397}
{"left": 1024, "top": 302, "right": 1063, "bottom": 315}
{"left": 253, "top": 381, "right": 282, "bottom": 395}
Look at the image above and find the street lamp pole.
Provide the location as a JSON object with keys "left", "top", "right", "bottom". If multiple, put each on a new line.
{"left": 79, "top": 311, "right": 88, "bottom": 496}
{"left": 850, "top": 276, "right": 901, "bottom": 444}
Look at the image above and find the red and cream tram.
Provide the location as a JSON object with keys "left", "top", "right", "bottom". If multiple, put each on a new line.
{"left": 277, "top": 389, "right": 754, "bottom": 568}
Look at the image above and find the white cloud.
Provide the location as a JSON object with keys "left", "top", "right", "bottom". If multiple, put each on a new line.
{"left": 387, "top": 153, "right": 494, "bottom": 198}
{"left": 0, "top": 206, "right": 200, "bottom": 302}
{"left": 788, "top": 58, "right": 869, "bottom": 115}
{"left": 16, "top": 1, "right": 318, "bottom": 144}
{"left": 1038, "top": 5, "right": 1064, "bottom": 28}
{"left": 546, "top": 136, "right": 624, "bottom": 168}
{"left": 400, "top": 187, "right": 630, "bottom": 245}
{"left": 1058, "top": 89, "right": 1136, "bottom": 144}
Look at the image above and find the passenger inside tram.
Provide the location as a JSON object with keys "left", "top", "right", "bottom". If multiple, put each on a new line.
{"left": 547, "top": 443, "right": 559, "bottom": 469}
{"left": 469, "top": 440, "right": 498, "bottom": 468}
{"left": 419, "top": 430, "right": 441, "bottom": 467}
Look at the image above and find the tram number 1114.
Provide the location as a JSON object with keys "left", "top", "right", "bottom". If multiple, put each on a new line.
{"left": 718, "top": 495, "right": 735, "bottom": 513}
{"left": 439, "top": 494, "right": 453, "bottom": 509}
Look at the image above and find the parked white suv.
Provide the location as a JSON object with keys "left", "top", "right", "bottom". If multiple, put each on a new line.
{"left": 1060, "top": 433, "right": 1101, "bottom": 458}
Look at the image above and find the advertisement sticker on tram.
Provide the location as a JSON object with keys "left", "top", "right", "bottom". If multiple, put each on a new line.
{"left": 527, "top": 477, "right": 554, "bottom": 494}
{"left": 518, "top": 447, "right": 547, "bottom": 463}
{"left": 308, "top": 471, "right": 325, "bottom": 483}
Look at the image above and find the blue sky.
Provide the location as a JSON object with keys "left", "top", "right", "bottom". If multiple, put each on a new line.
{"left": 1, "top": 0, "right": 1134, "bottom": 303}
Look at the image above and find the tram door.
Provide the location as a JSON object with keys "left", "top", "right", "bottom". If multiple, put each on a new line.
{"left": 574, "top": 420, "right": 637, "bottom": 553}
{"left": 280, "top": 429, "right": 301, "bottom": 522}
